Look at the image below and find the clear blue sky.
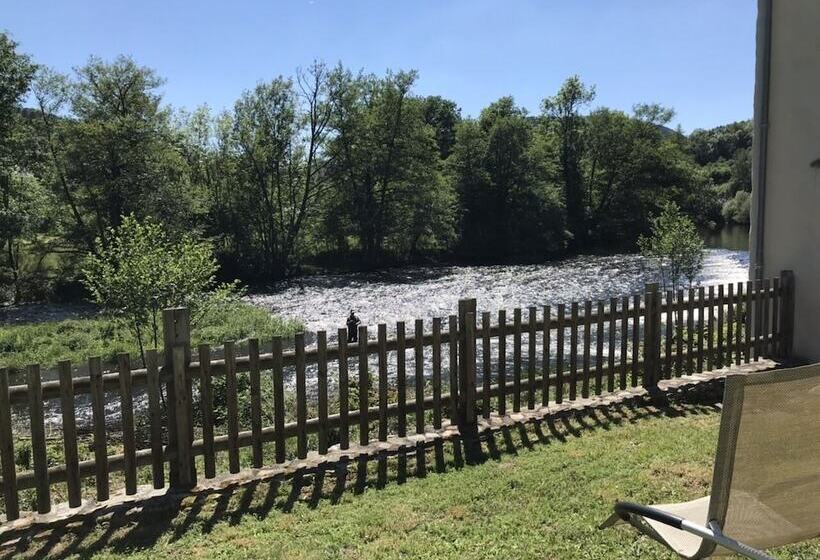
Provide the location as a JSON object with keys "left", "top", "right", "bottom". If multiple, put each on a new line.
{"left": 3, "top": 0, "right": 756, "bottom": 132}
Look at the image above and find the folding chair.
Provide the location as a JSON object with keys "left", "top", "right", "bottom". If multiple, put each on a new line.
{"left": 601, "top": 364, "right": 820, "bottom": 559}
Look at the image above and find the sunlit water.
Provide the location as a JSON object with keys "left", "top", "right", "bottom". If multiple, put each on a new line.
{"left": 30, "top": 248, "right": 749, "bottom": 430}
{"left": 248, "top": 249, "right": 749, "bottom": 342}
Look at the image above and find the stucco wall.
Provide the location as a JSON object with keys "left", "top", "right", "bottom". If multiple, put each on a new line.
{"left": 751, "top": 0, "right": 820, "bottom": 360}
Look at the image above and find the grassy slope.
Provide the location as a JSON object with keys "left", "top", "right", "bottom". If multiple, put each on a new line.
{"left": 14, "top": 400, "right": 820, "bottom": 559}
{"left": 0, "top": 303, "right": 302, "bottom": 370}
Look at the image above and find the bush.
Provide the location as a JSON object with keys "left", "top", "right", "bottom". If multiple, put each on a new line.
{"left": 82, "top": 215, "right": 241, "bottom": 365}
{"left": 639, "top": 202, "right": 705, "bottom": 291}
{"left": 721, "top": 190, "right": 751, "bottom": 224}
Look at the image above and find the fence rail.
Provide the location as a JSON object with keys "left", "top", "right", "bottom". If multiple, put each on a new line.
{"left": 0, "top": 271, "right": 795, "bottom": 521}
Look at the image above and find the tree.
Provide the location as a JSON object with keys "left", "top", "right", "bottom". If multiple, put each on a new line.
{"left": 328, "top": 68, "right": 450, "bottom": 262}
{"left": 422, "top": 95, "right": 461, "bottom": 159}
{"left": 82, "top": 215, "right": 239, "bottom": 365}
{"left": 721, "top": 190, "right": 751, "bottom": 224}
{"left": 228, "top": 62, "right": 335, "bottom": 279}
{"left": 450, "top": 97, "right": 565, "bottom": 259}
{"left": 0, "top": 32, "right": 40, "bottom": 302}
{"left": 31, "top": 56, "right": 192, "bottom": 253}
{"left": 542, "top": 76, "right": 595, "bottom": 247}
{"left": 639, "top": 202, "right": 705, "bottom": 291}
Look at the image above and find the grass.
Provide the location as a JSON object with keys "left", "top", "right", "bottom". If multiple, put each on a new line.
{"left": 0, "top": 302, "right": 302, "bottom": 371}
{"left": 6, "top": 397, "right": 820, "bottom": 559}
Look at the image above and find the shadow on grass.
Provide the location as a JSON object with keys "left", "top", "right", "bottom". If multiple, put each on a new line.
{"left": 0, "top": 382, "right": 723, "bottom": 560}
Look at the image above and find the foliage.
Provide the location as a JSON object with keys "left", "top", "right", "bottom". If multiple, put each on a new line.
{"left": 81, "top": 215, "right": 241, "bottom": 364}
{"left": 721, "top": 190, "right": 752, "bottom": 224}
{"left": 541, "top": 75, "right": 596, "bottom": 246}
{"left": 639, "top": 202, "right": 705, "bottom": 290}
{"left": 451, "top": 97, "right": 565, "bottom": 259}
{"left": 0, "top": 33, "right": 43, "bottom": 304}
{"left": 0, "top": 38, "right": 754, "bottom": 301}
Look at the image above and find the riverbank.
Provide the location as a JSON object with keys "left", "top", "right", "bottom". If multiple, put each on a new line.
{"left": 0, "top": 301, "right": 302, "bottom": 372}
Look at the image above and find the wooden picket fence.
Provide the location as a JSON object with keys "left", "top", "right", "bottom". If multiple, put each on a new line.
{"left": 0, "top": 272, "right": 795, "bottom": 521}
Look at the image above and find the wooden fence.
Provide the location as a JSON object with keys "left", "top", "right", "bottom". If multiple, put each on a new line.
{"left": 0, "top": 272, "right": 795, "bottom": 521}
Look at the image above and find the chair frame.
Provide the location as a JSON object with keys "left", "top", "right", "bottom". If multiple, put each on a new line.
{"left": 602, "top": 366, "right": 820, "bottom": 559}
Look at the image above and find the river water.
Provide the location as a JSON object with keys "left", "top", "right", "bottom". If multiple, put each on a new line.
{"left": 248, "top": 248, "right": 749, "bottom": 344}
{"left": 26, "top": 230, "right": 751, "bottom": 431}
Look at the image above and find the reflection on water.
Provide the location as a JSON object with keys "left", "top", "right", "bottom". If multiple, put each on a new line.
{"left": 703, "top": 224, "right": 750, "bottom": 252}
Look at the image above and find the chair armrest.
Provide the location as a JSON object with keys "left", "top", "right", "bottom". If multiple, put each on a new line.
{"left": 610, "top": 501, "right": 775, "bottom": 560}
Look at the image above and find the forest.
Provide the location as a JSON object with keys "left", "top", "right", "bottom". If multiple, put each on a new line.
{"left": 0, "top": 32, "right": 752, "bottom": 304}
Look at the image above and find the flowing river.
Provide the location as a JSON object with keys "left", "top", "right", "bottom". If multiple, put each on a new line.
{"left": 19, "top": 231, "right": 751, "bottom": 431}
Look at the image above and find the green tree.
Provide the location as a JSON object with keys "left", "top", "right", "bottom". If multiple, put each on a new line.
{"left": 226, "top": 62, "right": 335, "bottom": 279}
{"left": 721, "top": 190, "right": 751, "bottom": 224}
{"left": 450, "top": 97, "right": 565, "bottom": 259}
{"left": 639, "top": 202, "right": 705, "bottom": 291}
{"left": 422, "top": 95, "right": 461, "bottom": 159}
{"left": 328, "top": 68, "right": 451, "bottom": 262}
{"left": 31, "top": 56, "right": 193, "bottom": 252}
{"left": 82, "top": 215, "right": 239, "bottom": 365}
{"left": 541, "top": 76, "right": 595, "bottom": 247}
{"left": 0, "top": 33, "right": 39, "bottom": 302}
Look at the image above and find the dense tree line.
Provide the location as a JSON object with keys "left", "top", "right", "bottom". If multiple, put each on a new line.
{"left": 0, "top": 33, "right": 751, "bottom": 303}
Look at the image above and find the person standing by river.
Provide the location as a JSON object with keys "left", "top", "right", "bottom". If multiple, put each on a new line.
{"left": 346, "top": 310, "right": 361, "bottom": 342}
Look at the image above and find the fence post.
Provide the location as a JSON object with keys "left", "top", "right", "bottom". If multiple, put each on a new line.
{"left": 163, "top": 307, "right": 194, "bottom": 489}
{"left": 458, "top": 299, "right": 480, "bottom": 462}
{"left": 457, "top": 299, "right": 477, "bottom": 425}
{"left": 779, "top": 270, "right": 795, "bottom": 360}
{"left": 643, "top": 283, "right": 661, "bottom": 391}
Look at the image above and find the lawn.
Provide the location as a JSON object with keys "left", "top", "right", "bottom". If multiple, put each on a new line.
{"left": 0, "top": 302, "right": 302, "bottom": 371}
{"left": 5, "top": 395, "right": 819, "bottom": 559}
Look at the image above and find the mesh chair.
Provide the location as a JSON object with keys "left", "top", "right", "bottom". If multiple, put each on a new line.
{"left": 601, "top": 364, "right": 820, "bottom": 559}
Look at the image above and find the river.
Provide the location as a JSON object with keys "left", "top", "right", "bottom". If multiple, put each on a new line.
{"left": 248, "top": 246, "right": 749, "bottom": 345}
{"left": 19, "top": 227, "right": 752, "bottom": 431}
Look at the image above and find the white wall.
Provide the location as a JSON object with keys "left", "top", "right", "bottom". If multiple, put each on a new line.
{"left": 751, "top": 0, "right": 820, "bottom": 361}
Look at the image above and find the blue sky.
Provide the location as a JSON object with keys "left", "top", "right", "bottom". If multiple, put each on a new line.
{"left": 3, "top": 0, "right": 756, "bottom": 132}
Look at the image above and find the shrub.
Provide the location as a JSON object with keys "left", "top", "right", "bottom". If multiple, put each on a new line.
{"left": 82, "top": 215, "right": 241, "bottom": 365}
{"left": 639, "top": 202, "right": 705, "bottom": 291}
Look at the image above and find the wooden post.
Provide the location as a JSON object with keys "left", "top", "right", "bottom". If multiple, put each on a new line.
{"left": 378, "top": 324, "right": 388, "bottom": 441}
{"left": 162, "top": 307, "right": 193, "bottom": 489}
{"left": 89, "top": 357, "right": 108, "bottom": 501}
{"left": 224, "top": 340, "right": 240, "bottom": 471}
{"left": 295, "top": 333, "right": 308, "bottom": 458}
{"left": 58, "top": 360, "right": 81, "bottom": 507}
{"left": 643, "top": 283, "right": 661, "bottom": 390}
{"left": 272, "top": 337, "right": 286, "bottom": 463}
{"left": 448, "top": 315, "right": 459, "bottom": 423}
{"left": 118, "top": 353, "right": 137, "bottom": 495}
{"left": 779, "top": 270, "right": 795, "bottom": 359}
{"left": 396, "top": 322, "right": 407, "bottom": 438}
{"left": 338, "top": 328, "right": 350, "bottom": 450}
{"left": 457, "top": 299, "right": 477, "bottom": 427}
{"left": 358, "top": 325, "right": 369, "bottom": 445}
{"left": 249, "top": 338, "right": 264, "bottom": 466}
{"left": 461, "top": 307, "right": 480, "bottom": 463}
{"left": 513, "top": 307, "right": 522, "bottom": 411}
{"left": 415, "top": 319, "right": 426, "bottom": 431}
{"left": 172, "top": 347, "right": 193, "bottom": 488}
{"left": 0, "top": 369, "right": 19, "bottom": 520}
{"left": 462, "top": 312, "right": 477, "bottom": 421}
{"left": 196, "top": 345, "right": 215, "bottom": 479}
{"left": 317, "top": 332, "right": 329, "bottom": 454}
{"left": 28, "top": 364, "right": 50, "bottom": 513}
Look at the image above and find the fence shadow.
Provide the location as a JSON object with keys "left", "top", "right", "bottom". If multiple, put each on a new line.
{"left": 0, "top": 383, "right": 723, "bottom": 560}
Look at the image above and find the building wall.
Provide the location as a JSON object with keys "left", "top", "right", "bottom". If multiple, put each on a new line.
{"left": 751, "top": 0, "right": 820, "bottom": 360}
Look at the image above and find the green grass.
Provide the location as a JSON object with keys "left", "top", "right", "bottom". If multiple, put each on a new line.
{"left": 0, "top": 302, "right": 302, "bottom": 370}
{"left": 8, "top": 399, "right": 820, "bottom": 559}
